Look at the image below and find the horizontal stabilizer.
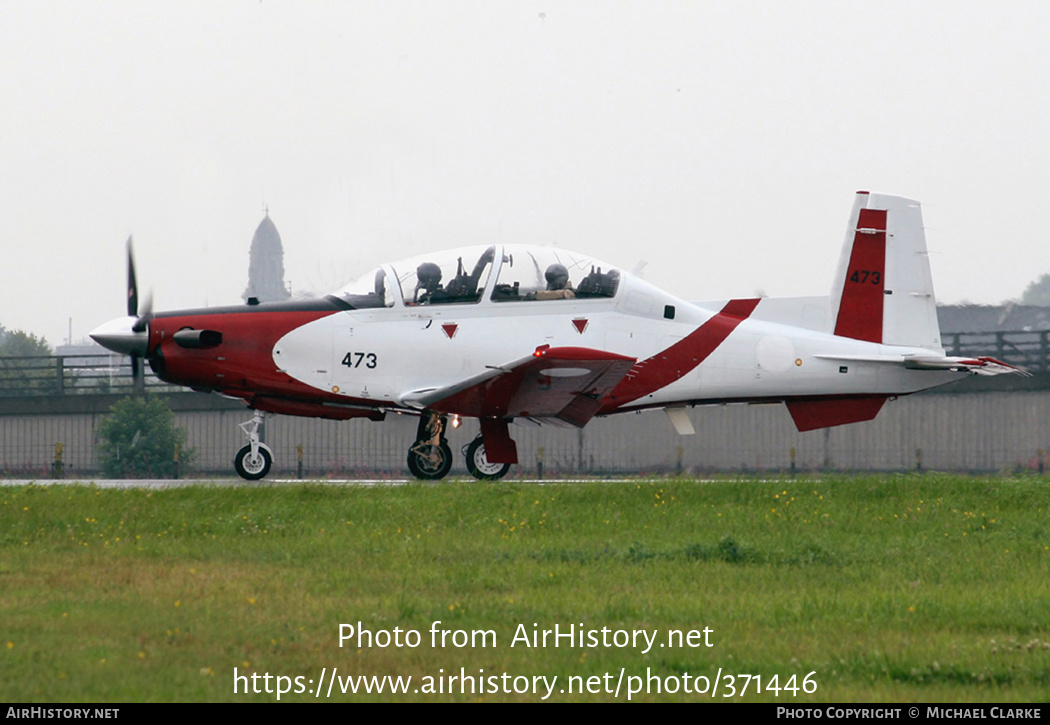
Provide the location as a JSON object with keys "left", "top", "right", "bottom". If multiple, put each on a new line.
{"left": 903, "top": 355, "right": 1031, "bottom": 376}
{"left": 813, "top": 353, "right": 1030, "bottom": 376}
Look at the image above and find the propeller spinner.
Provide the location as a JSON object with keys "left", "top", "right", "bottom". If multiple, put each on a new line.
{"left": 89, "top": 238, "right": 151, "bottom": 387}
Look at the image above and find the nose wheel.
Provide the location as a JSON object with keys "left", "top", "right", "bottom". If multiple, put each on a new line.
{"left": 235, "top": 444, "right": 273, "bottom": 480}
{"left": 464, "top": 437, "right": 511, "bottom": 480}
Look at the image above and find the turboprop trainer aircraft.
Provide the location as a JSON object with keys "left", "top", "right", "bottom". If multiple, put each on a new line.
{"left": 90, "top": 192, "right": 1024, "bottom": 480}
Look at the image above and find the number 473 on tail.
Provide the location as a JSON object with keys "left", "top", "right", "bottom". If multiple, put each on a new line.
{"left": 90, "top": 191, "right": 1024, "bottom": 481}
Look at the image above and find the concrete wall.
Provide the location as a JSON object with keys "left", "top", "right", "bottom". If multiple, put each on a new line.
{"left": 2, "top": 388, "right": 1048, "bottom": 477}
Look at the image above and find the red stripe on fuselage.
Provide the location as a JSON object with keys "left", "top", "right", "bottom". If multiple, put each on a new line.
{"left": 834, "top": 207, "right": 886, "bottom": 343}
{"left": 601, "top": 298, "right": 760, "bottom": 411}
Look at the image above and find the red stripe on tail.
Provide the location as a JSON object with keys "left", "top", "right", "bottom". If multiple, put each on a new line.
{"left": 834, "top": 208, "right": 887, "bottom": 343}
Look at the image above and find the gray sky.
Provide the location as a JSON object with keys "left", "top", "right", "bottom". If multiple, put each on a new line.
{"left": 2, "top": 1, "right": 1048, "bottom": 347}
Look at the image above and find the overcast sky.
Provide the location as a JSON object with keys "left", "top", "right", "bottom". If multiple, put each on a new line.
{"left": 2, "top": 1, "right": 1048, "bottom": 347}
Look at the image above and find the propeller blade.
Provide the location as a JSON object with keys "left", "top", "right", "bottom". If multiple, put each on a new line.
{"left": 126, "top": 236, "right": 138, "bottom": 317}
{"left": 132, "top": 291, "right": 153, "bottom": 333}
{"left": 131, "top": 353, "right": 144, "bottom": 391}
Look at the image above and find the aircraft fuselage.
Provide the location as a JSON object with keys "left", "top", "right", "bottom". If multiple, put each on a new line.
{"left": 146, "top": 270, "right": 958, "bottom": 420}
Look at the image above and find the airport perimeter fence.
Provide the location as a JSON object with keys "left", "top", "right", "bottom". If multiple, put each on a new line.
{"left": 2, "top": 389, "right": 1050, "bottom": 479}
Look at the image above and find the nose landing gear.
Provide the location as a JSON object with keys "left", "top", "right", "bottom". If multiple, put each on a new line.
{"left": 235, "top": 411, "right": 274, "bottom": 480}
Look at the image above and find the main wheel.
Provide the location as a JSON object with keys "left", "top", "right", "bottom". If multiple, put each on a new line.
{"left": 407, "top": 441, "right": 453, "bottom": 480}
{"left": 465, "top": 438, "right": 511, "bottom": 480}
{"left": 234, "top": 444, "right": 272, "bottom": 481}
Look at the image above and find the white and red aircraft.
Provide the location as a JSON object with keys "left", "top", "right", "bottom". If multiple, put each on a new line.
{"left": 90, "top": 192, "right": 1023, "bottom": 480}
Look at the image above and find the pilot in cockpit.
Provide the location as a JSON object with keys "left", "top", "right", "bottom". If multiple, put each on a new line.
{"left": 533, "top": 263, "right": 576, "bottom": 300}
{"left": 414, "top": 262, "right": 442, "bottom": 304}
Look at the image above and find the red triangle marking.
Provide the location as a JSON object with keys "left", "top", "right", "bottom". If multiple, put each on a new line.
{"left": 572, "top": 318, "right": 588, "bottom": 334}
{"left": 442, "top": 323, "right": 458, "bottom": 339}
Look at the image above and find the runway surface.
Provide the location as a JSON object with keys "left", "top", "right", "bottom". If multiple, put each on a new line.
{"left": 0, "top": 477, "right": 647, "bottom": 488}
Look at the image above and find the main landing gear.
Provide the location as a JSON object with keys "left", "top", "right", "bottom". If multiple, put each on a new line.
{"left": 407, "top": 411, "right": 453, "bottom": 480}
{"left": 234, "top": 411, "right": 274, "bottom": 481}
{"left": 406, "top": 412, "right": 512, "bottom": 481}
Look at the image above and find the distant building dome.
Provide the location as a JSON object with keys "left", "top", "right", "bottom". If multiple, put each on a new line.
{"left": 242, "top": 212, "right": 290, "bottom": 303}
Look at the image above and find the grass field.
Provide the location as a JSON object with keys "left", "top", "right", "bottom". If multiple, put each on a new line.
{"left": 1, "top": 474, "right": 1048, "bottom": 702}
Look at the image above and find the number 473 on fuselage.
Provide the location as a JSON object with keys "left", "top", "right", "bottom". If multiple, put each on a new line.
{"left": 89, "top": 191, "right": 1024, "bottom": 480}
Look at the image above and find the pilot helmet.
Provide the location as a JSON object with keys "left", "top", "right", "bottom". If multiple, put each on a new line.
{"left": 416, "top": 262, "right": 442, "bottom": 289}
{"left": 545, "top": 263, "right": 569, "bottom": 290}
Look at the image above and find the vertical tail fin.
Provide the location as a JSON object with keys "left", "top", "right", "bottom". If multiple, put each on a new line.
{"left": 830, "top": 192, "right": 942, "bottom": 351}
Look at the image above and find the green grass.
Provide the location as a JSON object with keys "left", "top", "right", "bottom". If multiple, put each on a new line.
{"left": 1, "top": 474, "right": 1048, "bottom": 702}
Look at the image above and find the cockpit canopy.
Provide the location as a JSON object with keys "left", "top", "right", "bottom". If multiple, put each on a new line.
{"left": 333, "top": 245, "right": 621, "bottom": 309}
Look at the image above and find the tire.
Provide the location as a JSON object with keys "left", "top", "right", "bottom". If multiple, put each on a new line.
{"left": 407, "top": 441, "right": 453, "bottom": 480}
{"left": 234, "top": 444, "right": 272, "bottom": 481}
{"left": 465, "top": 438, "right": 511, "bottom": 480}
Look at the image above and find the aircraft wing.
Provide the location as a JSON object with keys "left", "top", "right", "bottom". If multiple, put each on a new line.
{"left": 401, "top": 346, "right": 637, "bottom": 427}
{"left": 814, "top": 353, "right": 1030, "bottom": 376}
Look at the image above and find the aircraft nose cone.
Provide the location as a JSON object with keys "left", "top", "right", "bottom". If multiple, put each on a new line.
{"left": 89, "top": 316, "right": 148, "bottom": 356}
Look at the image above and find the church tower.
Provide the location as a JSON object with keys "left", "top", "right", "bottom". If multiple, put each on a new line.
{"left": 242, "top": 211, "right": 291, "bottom": 303}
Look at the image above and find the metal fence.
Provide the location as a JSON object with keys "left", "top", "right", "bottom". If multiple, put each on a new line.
{"left": 2, "top": 390, "right": 1049, "bottom": 478}
{"left": 0, "top": 354, "right": 177, "bottom": 397}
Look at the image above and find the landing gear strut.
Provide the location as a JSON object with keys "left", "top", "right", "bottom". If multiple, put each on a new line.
{"left": 235, "top": 411, "right": 274, "bottom": 480}
{"left": 464, "top": 436, "right": 511, "bottom": 480}
{"left": 407, "top": 411, "right": 453, "bottom": 480}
